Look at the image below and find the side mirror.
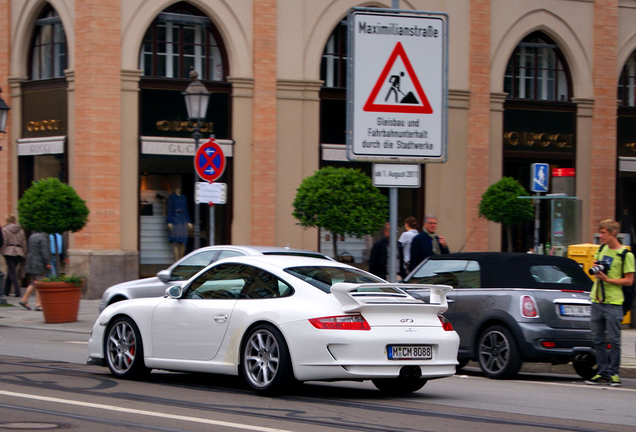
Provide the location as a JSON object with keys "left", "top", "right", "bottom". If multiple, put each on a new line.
{"left": 157, "top": 270, "right": 171, "bottom": 282}
{"left": 165, "top": 285, "right": 183, "bottom": 298}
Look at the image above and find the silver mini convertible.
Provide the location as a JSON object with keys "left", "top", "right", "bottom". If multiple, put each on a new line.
{"left": 403, "top": 252, "right": 595, "bottom": 380}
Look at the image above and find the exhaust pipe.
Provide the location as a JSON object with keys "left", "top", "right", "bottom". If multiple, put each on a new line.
{"left": 399, "top": 366, "right": 422, "bottom": 379}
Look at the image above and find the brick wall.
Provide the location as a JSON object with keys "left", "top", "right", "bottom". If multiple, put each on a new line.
{"left": 251, "top": 0, "right": 277, "bottom": 245}
{"left": 0, "top": 0, "right": 10, "bottom": 219}
{"left": 73, "top": 0, "right": 121, "bottom": 250}
{"left": 466, "top": 0, "right": 491, "bottom": 251}
{"left": 591, "top": 0, "right": 619, "bottom": 237}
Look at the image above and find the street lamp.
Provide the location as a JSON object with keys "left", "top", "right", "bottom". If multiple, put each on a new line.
{"left": 0, "top": 87, "right": 10, "bottom": 135}
{"left": 183, "top": 70, "right": 210, "bottom": 250}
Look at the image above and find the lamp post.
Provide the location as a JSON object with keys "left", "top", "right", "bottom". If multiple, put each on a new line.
{"left": 0, "top": 87, "right": 10, "bottom": 135}
{"left": 0, "top": 87, "right": 8, "bottom": 305}
{"left": 183, "top": 71, "right": 210, "bottom": 250}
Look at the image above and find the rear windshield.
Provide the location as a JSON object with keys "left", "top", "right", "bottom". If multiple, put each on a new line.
{"left": 285, "top": 266, "right": 386, "bottom": 293}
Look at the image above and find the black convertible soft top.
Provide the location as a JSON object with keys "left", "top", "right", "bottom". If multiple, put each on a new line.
{"left": 417, "top": 252, "right": 592, "bottom": 290}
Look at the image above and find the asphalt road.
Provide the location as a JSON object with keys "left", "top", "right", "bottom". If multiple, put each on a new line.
{"left": 1, "top": 296, "right": 636, "bottom": 431}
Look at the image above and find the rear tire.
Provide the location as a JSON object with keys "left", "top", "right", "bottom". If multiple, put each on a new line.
{"left": 241, "top": 324, "right": 295, "bottom": 394}
{"left": 105, "top": 316, "right": 150, "bottom": 379}
{"left": 573, "top": 357, "right": 598, "bottom": 380}
{"left": 372, "top": 378, "right": 427, "bottom": 394}
{"left": 477, "top": 325, "right": 522, "bottom": 379}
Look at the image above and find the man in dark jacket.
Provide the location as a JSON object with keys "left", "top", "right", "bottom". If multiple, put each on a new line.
{"left": 368, "top": 223, "right": 390, "bottom": 279}
{"left": 409, "top": 215, "right": 449, "bottom": 272}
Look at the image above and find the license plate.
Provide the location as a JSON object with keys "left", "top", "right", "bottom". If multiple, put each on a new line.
{"left": 387, "top": 345, "right": 432, "bottom": 360}
{"left": 559, "top": 305, "right": 591, "bottom": 317}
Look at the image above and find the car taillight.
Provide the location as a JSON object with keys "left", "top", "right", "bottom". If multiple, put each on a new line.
{"left": 309, "top": 315, "right": 371, "bottom": 330}
{"left": 521, "top": 295, "right": 539, "bottom": 318}
{"left": 438, "top": 314, "right": 454, "bottom": 331}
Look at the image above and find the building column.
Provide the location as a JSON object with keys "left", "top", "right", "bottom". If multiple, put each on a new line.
{"left": 488, "top": 91, "right": 507, "bottom": 250}
{"left": 67, "top": 0, "right": 137, "bottom": 299}
{"left": 573, "top": 97, "right": 594, "bottom": 244}
{"left": 0, "top": 0, "right": 11, "bottom": 216}
{"left": 590, "top": 0, "right": 618, "bottom": 238}
{"left": 251, "top": 0, "right": 277, "bottom": 245}
{"left": 466, "top": 0, "right": 491, "bottom": 251}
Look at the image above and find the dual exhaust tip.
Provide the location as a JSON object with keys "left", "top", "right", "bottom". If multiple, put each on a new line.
{"left": 399, "top": 366, "right": 422, "bottom": 379}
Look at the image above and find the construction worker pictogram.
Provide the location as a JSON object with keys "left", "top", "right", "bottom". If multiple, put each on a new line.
{"left": 363, "top": 42, "right": 433, "bottom": 114}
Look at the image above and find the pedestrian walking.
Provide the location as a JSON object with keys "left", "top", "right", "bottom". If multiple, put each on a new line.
{"left": 19, "top": 231, "right": 51, "bottom": 311}
{"left": 2, "top": 214, "right": 27, "bottom": 297}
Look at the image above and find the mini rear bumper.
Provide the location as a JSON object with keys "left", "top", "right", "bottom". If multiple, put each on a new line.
{"left": 516, "top": 322, "right": 594, "bottom": 362}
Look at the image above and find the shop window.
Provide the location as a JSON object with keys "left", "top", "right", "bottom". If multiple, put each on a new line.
{"left": 619, "top": 51, "right": 636, "bottom": 108}
{"left": 30, "top": 7, "right": 67, "bottom": 80}
{"left": 139, "top": 4, "right": 226, "bottom": 81}
{"left": 504, "top": 33, "right": 570, "bottom": 101}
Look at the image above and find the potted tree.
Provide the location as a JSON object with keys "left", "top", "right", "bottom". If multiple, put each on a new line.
{"left": 292, "top": 167, "right": 388, "bottom": 259}
{"left": 18, "top": 178, "right": 89, "bottom": 323}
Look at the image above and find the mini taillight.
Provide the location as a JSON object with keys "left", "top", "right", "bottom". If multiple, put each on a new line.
{"left": 541, "top": 341, "right": 556, "bottom": 348}
{"left": 309, "top": 315, "right": 371, "bottom": 330}
{"left": 438, "top": 314, "right": 454, "bottom": 331}
{"left": 521, "top": 295, "right": 539, "bottom": 318}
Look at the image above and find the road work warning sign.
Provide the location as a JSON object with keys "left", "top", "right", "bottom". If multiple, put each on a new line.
{"left": 347, "top": 9, "right": 448, "bottom": 163}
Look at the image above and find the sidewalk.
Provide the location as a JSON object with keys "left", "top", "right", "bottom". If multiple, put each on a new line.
{"left": 1, "top": 294, "right": 635, "bottom": 378}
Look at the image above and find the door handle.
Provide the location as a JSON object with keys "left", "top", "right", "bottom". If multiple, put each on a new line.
{"left": 214, "top": 314, "right": 228, "bottom": 323}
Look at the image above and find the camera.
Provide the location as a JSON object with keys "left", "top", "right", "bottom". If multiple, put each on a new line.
{"left": 589, "top": 260, "right": 611, "bottom": 276}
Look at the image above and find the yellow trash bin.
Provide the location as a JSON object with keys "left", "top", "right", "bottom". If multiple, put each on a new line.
{"left": 567, "top": 243, "right": 631, "bottom": 325}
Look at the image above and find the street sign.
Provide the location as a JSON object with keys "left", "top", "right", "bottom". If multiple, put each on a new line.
{"left": 194, "top": 139, "right": 226, "bottom": 182}
{"left": 195, "top": 182, "right": 227, "bottom": 204}
{"left": 372, "top": 163, "right": 420, "bottom": 188}
{"left": 531, "top": 163, "right": 549, "bottom": 193}
{"left": 347, "top": 8, "right": 448, "bottom": 163}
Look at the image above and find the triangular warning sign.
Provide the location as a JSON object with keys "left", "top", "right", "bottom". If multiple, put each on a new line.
{"left": 363, "top": 42, "right": 433, "bottom": 114}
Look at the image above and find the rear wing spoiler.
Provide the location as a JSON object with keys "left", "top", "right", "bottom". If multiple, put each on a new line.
{"left": 330, "top": 283, "right": 452, "bottom": 313}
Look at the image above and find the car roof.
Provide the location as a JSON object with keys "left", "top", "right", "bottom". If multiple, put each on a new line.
{"left": 420, "top": 252, "right": 591, "bottom": 289}
{"left": 215, "top": 254, "right": 349, "bottom": 268}
{"left": 194, "top": 245, "right": 329, "bottom": 256}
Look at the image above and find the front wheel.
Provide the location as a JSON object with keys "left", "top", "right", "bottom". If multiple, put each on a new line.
{"left": 477, "top": 325, "right": 522, "bottom": 379}
{"left": 105, "top": 317, "right": 150, "bottom": 379}
{"left": 372, "top": 378, "right": 427, "bottom": 394}
{"left": 241, "top": 324, "right": 295, "bottom": 394}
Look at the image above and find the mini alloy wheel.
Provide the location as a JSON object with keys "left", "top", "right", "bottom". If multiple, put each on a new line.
{"left": 478, "top": 325, "right": 522, "bottom": 379}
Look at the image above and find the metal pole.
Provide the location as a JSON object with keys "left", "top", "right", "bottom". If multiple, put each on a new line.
{"left": 534, "top": 192, "right": 540, "bottom": 253}
{"left": 209, "top": 205, "right": 215, "bottom": 246}
{"left": 389, "top": 188, "right": 398, "bottom": 282}
{"left": 193, "top": 120, "right": 202, "bottom": 250}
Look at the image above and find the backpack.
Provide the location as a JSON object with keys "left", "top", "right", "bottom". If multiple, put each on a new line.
{"left": 598, "top": 244, "right": 635, "bottom": 316}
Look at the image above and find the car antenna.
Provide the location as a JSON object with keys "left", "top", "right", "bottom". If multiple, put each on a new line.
{"left": 458, "top": 225, "right": 477, "bottom": 252}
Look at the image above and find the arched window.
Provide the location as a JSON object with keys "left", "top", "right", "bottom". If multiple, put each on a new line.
{"left": 139, "top": 3, "right": 226, "bottom": 81}
{"left": 320, "top": 20, "right": 347, "bottom": 88}
{"left": 504, "top": 32, "right": 570, "bottom": 101}
{"left": 30, "top": 7, "right": 67, "bottom": 80}
{"left": 618, "top": 51, "right": 636, "bottom": 107}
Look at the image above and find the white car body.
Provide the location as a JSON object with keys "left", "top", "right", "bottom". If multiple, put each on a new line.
{"left": 98, "top": 245, "right": 332, "bottom": 311}
{"left": 88, "top": 255, "right": 459, "bottom": 394}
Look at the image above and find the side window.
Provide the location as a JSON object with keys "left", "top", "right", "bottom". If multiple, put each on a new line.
{"left": 409, "top": 260, "right": 480, "bottom": 288}
{"left": 185, "top": 263, "right": 252, "bottom": 299}
{"left": 529, "top": 265, "right": 588, "bottom": 285}
{"left": 170, "top": 250, "right": 218, "bottom": 280}
{"left": 242, "top": 268, "right": 292, "bottom": 299}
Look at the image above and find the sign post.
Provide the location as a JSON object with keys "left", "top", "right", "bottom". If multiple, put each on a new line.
{"left": 194, "top": 139, "right": 226, "bottom": 247}
{"left": 530, "top": 163, "right": 550, "bottom": 253}
{"left": 348, "top": 7, "right": 448, "bottom": 281}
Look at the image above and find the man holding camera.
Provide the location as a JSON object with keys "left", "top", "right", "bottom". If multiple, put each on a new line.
{"left": 586, "top": 219, "right": 634, "bottom": 387}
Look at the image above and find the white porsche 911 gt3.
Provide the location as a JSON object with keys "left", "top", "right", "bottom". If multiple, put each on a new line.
{"left": 87, "top": 255, "right": 459, "bottom": 394}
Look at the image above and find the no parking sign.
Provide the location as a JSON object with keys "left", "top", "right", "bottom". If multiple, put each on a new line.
{"left": 194, "top": 139, "right": 226, "bottom": 182}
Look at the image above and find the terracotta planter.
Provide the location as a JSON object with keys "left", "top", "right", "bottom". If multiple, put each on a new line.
{"left": 35, "top": 281, "right": 83, "bottom": 323}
